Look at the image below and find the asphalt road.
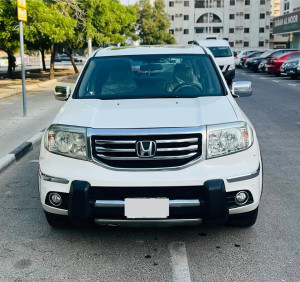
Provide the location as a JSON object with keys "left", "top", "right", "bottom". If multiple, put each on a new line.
{"left": 0, "top": 69, "right": 299, "bottom": 281}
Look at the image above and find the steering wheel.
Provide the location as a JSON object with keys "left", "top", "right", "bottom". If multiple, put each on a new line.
{"left": 172, "top": 83, "right": 203, "bottom": 94}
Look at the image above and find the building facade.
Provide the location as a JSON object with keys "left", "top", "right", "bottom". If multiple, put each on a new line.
{"left": 164, "top": 0, "right": 271, "bottom": 49}
{"left": 270, "top": 0, "right": 280, "bottom": 17}
{"left": 280, "top": 0, "right": 300, "bottom": 14}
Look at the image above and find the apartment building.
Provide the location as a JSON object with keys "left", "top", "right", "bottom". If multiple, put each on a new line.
{"left": 280, "top": 0, "right": 300, "bottom": 14}
{"left": 270, "top": 0, "right": 280, "bottom": 17}
{"left": 164, "top": 0, "right": 271, "bottom": 49}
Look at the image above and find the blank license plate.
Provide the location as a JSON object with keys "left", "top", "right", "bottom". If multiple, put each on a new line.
{"left": 125, "top": 198, "right": 169, "bottom": 219}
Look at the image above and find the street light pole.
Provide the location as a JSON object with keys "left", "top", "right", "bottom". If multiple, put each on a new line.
{"left": 19, "top": 20, "right": 27, "bottom": 116}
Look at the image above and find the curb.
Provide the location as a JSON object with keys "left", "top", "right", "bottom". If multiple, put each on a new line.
{"left": 0, "top": 73, "right": 78, "bottom": 99}
{"left": 0, "top": 131, "right": 44, "bottom": 174}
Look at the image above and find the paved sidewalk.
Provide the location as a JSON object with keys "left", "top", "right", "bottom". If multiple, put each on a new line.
{"left": 0, "top": 75, "right": 78, "bottom": 160}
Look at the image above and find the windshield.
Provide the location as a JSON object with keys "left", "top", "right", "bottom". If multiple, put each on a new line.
{"left": 259, "top": 50, "right": 273, "bottom": 58}
{"left": 207, "top": 47, "right": 232, "bottom": 57}
{"left": 249, "top": 52, "right": 263, "bottom": 58}
{"left": 76, "top": 54, "right": 224, "bottom": 100}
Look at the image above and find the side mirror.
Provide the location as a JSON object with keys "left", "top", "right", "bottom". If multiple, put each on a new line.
{"left": 54, "top": 85, "right": 71, "bottom": 101}
{"left": 231, "top": 81, "right": 252, "bottom": 98}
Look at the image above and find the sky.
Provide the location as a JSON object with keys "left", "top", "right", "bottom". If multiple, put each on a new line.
{"left": 120, "top": 0, "right": 138, "bottom": 5}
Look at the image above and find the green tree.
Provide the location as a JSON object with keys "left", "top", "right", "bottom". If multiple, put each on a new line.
{"left": 83, "top": 0, "right": 137, "bottom": 47}
{"left": 55, "top": 0, "right": 86, "bottom": 73}
{"left": 24, "top": 0, "right": 52, "bottom": 71}
{"left": 137, "top": 0, "right": 176, "bottom": 45}
{"left": 0, "top": 0, "right": 19, "bottom": 78}
{"left": 24, "top": 0, "right": 76, "bottom": 79}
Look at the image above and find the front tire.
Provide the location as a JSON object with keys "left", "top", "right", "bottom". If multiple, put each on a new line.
{"left": 228, "top": 207, "right": 258, "bottom": 227}
{"left": 44, "top": 211, "right": 71, "bottom": 228}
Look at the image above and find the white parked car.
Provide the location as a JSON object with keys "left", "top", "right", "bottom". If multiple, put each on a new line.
{"left": 0, "top": 56, "right": 8, "bottom": 67}
{"left": 234, "top": 50, "right": 257, "bottom": 67}
{"left": 189, "top": 40, "right": 235, "bottom": 84}
{"left": 39, "top": 46, "right": 263, "bottom": 228}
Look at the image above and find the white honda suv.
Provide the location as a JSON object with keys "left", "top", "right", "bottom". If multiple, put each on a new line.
{"left": 39, "top": 45, "right": 262, "bottom": 228}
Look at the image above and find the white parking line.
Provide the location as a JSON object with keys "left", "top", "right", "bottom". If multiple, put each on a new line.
{"left": 168, "top": 242, "right": 193, "bottom": 282}
{"left": 260, "top": 77, "right": 267, "bottom": 79}
{"left": 288, "top": 84, "right": 297, "bottom": 87}
{"left": 272, "top": 80, "right": 280, "bottom": 82}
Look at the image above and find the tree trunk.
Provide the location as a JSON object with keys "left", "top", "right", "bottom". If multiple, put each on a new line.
{"left": 49, "top": 44, "right": 56, "bottom": 80}
{"left": 69, "top": 48, "right": 79, "bottom": 74}
{"left": 40, "top": 48, "right": 46, "bottom": 71}
{"left": 7, "top": 52, "right": 13, "bottom": 78}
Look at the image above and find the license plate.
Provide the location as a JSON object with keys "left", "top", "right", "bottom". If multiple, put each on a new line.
{"left": 125, "top": 198, "right": 169, "bottom": 219}
{"left": 265, "top": 67, "right": 268, "bottom": 71}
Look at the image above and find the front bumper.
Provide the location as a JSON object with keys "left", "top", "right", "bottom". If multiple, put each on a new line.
{"left": 39, "top": 141, "right": 262, "bottom": 226}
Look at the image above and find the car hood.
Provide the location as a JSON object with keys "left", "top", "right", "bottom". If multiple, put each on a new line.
{"left": 55, "top": 97, "right": 237, "bottom": 129}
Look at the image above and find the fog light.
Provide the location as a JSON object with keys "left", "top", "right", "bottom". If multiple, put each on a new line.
{"left": 235, "top": 191, "right": 249, "bottom": 206}
{"left": 49, "top": 193, "right": 62, "bottom": 207}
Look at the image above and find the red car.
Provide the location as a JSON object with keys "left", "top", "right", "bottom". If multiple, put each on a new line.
{"left": 266, "top": 51, "right": 300, "bottom": 76}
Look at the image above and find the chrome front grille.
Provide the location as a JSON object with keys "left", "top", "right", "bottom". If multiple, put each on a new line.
{"left": 90, "top": 130, "right": 203, "bottom": 169}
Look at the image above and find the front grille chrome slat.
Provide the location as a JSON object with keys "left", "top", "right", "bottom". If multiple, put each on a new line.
{"left": 91, "top": 132, "right": 202, "bottom": 169}
{"left": 95, "top": 140, "right": 136, "bottom": 145}
{"left": 157, "top": 145, "right": 198, "bottom": 152}
{"left": 156, "top": 138, "right": 198, "bottom": 144}
{"left": 96, "top": 152, "right": 198, "bottom": 160}
{"left": 96, "top": 147, "right": 136, "bottom": 153}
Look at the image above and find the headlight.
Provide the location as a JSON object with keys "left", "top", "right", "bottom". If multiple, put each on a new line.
{"left": 228, "top": 64, "right": 235, "bottom": 70}
{"left": 44, "top": 125, "right": 87, "bottom": 160}
{"left": 207, "top": 122, "right": 253, "bottom": 159}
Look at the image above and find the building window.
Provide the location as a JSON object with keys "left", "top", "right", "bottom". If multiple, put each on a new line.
{"left": 229, "top": 14, "right": 235, "bottom": 20}
{"left": 245, "top": 14, "right": 250, "bottom": 19}
{"left": 197, "top": 13, "right": 222, "bottom": 23}
{"left": 260, "top": 0, "right": 265, "bottom": 4}
{"left": 195, "top": 27, "right": 205, "bottom": 33}
{"left": 184, "top": 1, "right": 189, "bottom": 7}
{"left": 195, "top": 0, "right": 205, "bottom": 8}
{"left": 229, "top": 28, "right": 234, "bottom": 33}
{"left": 170, "top": 15, "right": 174, "bottom": 21}
{"left": 230, "top": 0, "right": 235, "bottom": 5}
{"left": 244, "top": 28, "right": 250, "bottom": 33}
{"left": 213, "top": 27, "right": 221, "bottom": 33}
{"left": 259, "top": 41, "right": 264, "bottom": 47}
{"left": 259, "top": 27, "right": 264, "bottom": 33}
{"left": 184, "top": 15, "right": 189, "bottom": 20}
{"left": 184, "top": 29, "right": 189, "bottom": 34}
{"left": 244, "top": 42, "right": 249, "bottom": 47}
{"left": 169, "top": 1, "right": 174, "bottom": 7}
{"left": 229, "top": 42, "right": 234, "bottom": 47}
{"left": 169, "top": 29, "right": 174, "bottom": 34}
{"left": 245, "top": 0, "right": 250, "bottom": 5}
{"left": 260, "top": 13, "right": 265, "bottom": 19}
{"left": 284, "top": 3, "right": 289, "bottom": 10}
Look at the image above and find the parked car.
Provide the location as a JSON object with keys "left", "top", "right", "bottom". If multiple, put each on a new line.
{"left": 280, "top": 59, "right": 300, "bottom": 79}
{"left": 39, "top": 46, "right": 262, "bottom": 228}
{"left": 241, "top": 51, "right": 265, "bottom": 68}
{"left": 189, "top": 39, "right": 235, "bottom": 84}
{"left": 234, "top": 50, "right": 257, "bottom": 67}
{"left": 266, "top": 51, "right": 300, "bottom": 76}
{"left": 0, "top": 56, "right": 8, "bottom": 67}
{"left": 247, "top": 49, "right": 296, "bottom": 72}
{"left": 55, "top": 54, "right": 83, "bottom": 63}
{"left": 258, "top": 60, "right": 267, "bottom": 72}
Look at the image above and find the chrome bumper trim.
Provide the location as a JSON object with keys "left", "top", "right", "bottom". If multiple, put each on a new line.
{"left": 94, "top": 218, "right": 202, "bottom": 227}
{"left": 39, "top": 170, "right": 69, "bottom": 184}
{"left": 227, "top": 164, "right": 260, "bottom": 183}
{"left": 95, "top": 199, "right": 200, "bottom": 208}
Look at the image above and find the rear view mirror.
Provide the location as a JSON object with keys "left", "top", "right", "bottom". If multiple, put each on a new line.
{"left": 54, "top": 85, "right": 71, "bottom": 101}
{"left": 231, "top": 81, "right": 252, "bottom": 98}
